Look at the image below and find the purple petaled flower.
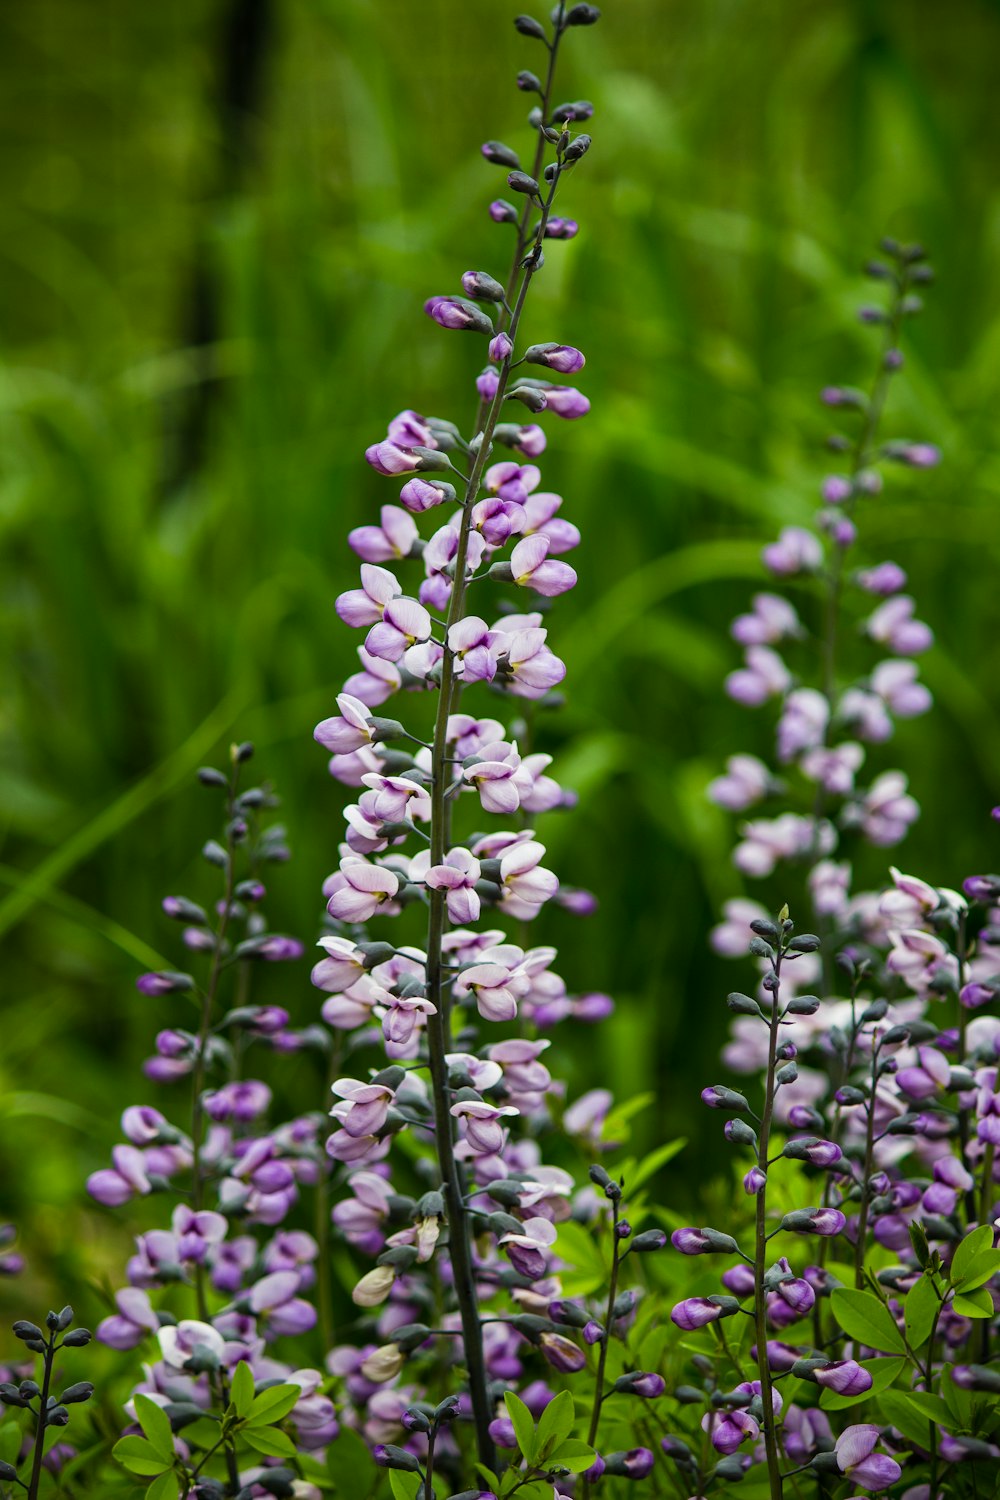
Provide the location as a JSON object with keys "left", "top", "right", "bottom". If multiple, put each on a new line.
{"left": 424, "top": 295, "right": 494, "bottom": 334}
{"left": 702, "top": 1408, "right": 759, "bottom": 1455}
{"left": 489, "top": 332, "right": 513, "bottom": 362}
{"left": 761, "top": 526, "right": 823, "bottom": 576}
{"left": 544, "top": 217, "right": 578, "bottom": 239}
{"left": 538, "top": 1332, "right": 586, "bottom": 1373}
{"left": 835, "top": 1424, "right": 903, "bottom": 1490}
{"left": 670, "top": 1296, "right": 735, "bottom": 1330}
{"left": 524, "top": 341, "right": 586, "bottom": 373}
{"left": 605, "top": 1448, "right": 655, "bottom": 1479}
{"left": 815, "top": 1360, "right": 873, "bottom": 1396}
{"left": 489, "top": 198, "right": 518, "bottom": 223}
{"left": 135, "top": 970, "right": 194, "bottom": 996}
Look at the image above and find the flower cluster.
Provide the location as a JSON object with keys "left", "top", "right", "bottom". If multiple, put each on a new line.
{"left": 667, "top": 244, "right": 1000, "bottom": 1500}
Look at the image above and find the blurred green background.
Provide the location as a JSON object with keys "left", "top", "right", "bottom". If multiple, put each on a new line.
{"left": 2, "top": 0, "right": 1000, "bottom": 1331}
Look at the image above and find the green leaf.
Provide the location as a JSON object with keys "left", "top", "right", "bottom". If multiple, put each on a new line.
{"left": 0, "top": 1422, "right": 20, "bottom": 1465}
{"left": 878, "top": 1391, "right": 933, "bottom": 1451}
{"left": 600, "top": 1092, "right": 655, "bottom": 1146}
{"left": 547, "top": 1437, "right": 598, "bottom": 1473}
{"left": 904, "top": 1391, "right": 952, "bottom": 1426}
{"left": 536, "top": 1389, "right": 575, "bottom": 1460}
{"left": 242, "top": 1426, "right": 298, "bottom": 1458}
{"left": 905, "top": 1274, "right": 942, "bottom": 1348}
{"left": 111, "top": 1435, "right": 170, "bottom": 1477}
{"left": 516, "top": 1485, "right": 560, "bottom": 1500}
{"left": 230, "top": 1359, "right": 255, "bottom": 1419}
{"left": 625, "top": 1138, "right": 687, "bottom": 1194}
{"left": 830, "top": 1288, "right": 906, "bottom": 1354}
{"left": 951, "top": 1225, "right": 994, "bottom": 1286}
{"left": 552, "top": 1220, "right": 607, "bottom": 1296}
{"left": 504, "top": 1390, "right": 536, "bottom": 1463}
{"left": 951, "top": 1248, "right": 1000, "bottom": 1293}
{"left": 819, "top": 1357, "right": 905, "bottom": 1411}
{"left": 134, "top": 1394, "right": 176, "bottom": 1463}
{"left": 388, "top": 1473, "right": 422, "bottom": 1500}
{"left": 326, "top": 1426, "right": 376, "bottom": 1493}
{"left": 247, "top": 1382, "right": 301, "bottom": 1426}
{"left": 952, "top": 1286, "right": 994, "bottom": 1319}
{"left": 474, "top": 1464, "right": 501, "bottom": 1490}
{"left": 147, "top": 1472, "right": 181, "bottom": 1500}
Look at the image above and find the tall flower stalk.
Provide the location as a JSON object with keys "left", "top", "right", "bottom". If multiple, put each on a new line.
{"left": 315, "top": 1, "right": 609, "bottom": 1482}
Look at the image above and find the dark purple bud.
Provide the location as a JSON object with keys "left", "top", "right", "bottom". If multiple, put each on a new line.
{"left": 951, "top": 1365, "right": 1000, "bottom": 1392}
{"left": 401, "top": 1408, "right": 431, "bottom": 1434}
{"left": 544, "top": 217, "right": 579, "bottom": 239}
{"left": 614, "top": 1372, "right": 665, "bottom": 1399}
{"left": 482, "top": 140, "right": 520, "bottom": 169}
{"left": 162, "top": 896, "right": 208, "bottom": 924}
{"left": 59, "top": 1382, "right": 95, "bottom": 1404}
{"left": 783, "top": 1137, "right": 842, "bottom": 1168}
{"left": 373, "top": 1446, "right": 421, "bottom": 1472}
{"left": 743, "top": 1166, "right": 767, "bottom": 1196}
{"left": 489, "top": 1415, "right": 517, "bottom": 1448}
{"left": 564, "top": 133, "right": 592, "bottom": 162}
{"left": 489, "top": 199, "right": 519, "bottom": 224}
{"left": 424, "top": 296, "right": 494, "bottom": 335}
{"left": 462, "top": 270, "right": 507, "bottom": 303}
{"left": 514, "top": 14, "right": 548, "bottom": 40}
{"left": 552, "top": 99, "right": 595, "bottom": 122}
{"left": 507, "top": 170, "right": 540, "bottom": 196}
{"left": 785, "top": 1104, "right": 827, "bottom": 1128}
{"left": 583, "top": 1320, "right": 604, "bottom": 1345}
{"left": 524, "top": 341, "right": 585, "bottom": 373}
{"left": 565, "top": 3, "right": 601, "bottom": 23}
{"left": 630, "top": 1229, "right": 667, "bottom": 1252}
{"left": 517, "top": 70, "right": 542, "bottom": 92}
{"left": 604, "top": 1448, "right": 654, "bottom": 1479}
{"left": 702, "top": 1085, "right": 750, "bottom": 1113}
{"left": 616, "top": 1220, "right": 632, "bottom": 1239}
{"left": 135, "top": 971, "right": 195, "bottom": 997}
{"left": 960, "top": 981, "right": 997, "bottom": 1010}
{"left": 725, "top": 1119, "right": 757, "bottom": 1146}
{"left": 582, "top": 1453, "right": 606, "bottom": 1480}
{"left": 60, "top": 1328, "right": 91, "bottom": 1346}
{"left": 489, "top": 332, "right": 514, "bottom": 362}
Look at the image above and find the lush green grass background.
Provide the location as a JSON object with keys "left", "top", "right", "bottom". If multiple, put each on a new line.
{"left": 2, "top": 0, "right": 1000, "bottom": 1338}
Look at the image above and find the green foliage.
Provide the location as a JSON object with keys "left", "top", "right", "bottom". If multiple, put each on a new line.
{"left": 829, "top": 1288, "right": 906, "bottom": 1354}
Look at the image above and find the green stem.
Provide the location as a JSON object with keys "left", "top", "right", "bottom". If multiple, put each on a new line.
{"left": 25, "top": 1335, "right": 54, "bottom": 1500}
{"left": 853, "top": 1041, "right": 881, "bottom": 1288}
{"left": 753, "top": 959, "right": 784, "bottom": 1500}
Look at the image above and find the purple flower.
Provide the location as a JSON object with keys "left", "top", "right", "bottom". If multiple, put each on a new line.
{"left": 424, "top": 295, "right": 494, "bottom": 334}
{"left": 524, "top": 341, "right": 586, "bottom": 373}
{"left": 489, "top": 198, "right": 518, "bottom": 223}
{"left": 761, "top": 526, "right": 823, "bottom": 576}
{"left": 866, "top": 595, "right": 933, "bottom": 655}
{"left": 856, "top": 561, "right": 907, "bottom": 595}
{"left": 543, "top": 217, "right": 578, "bottom": 239}
{"left": 815, "top": 1360, "right": 873, "bottom": 1396}
{"left": 538, "top": 1332, "right": 586, "bottom": 1372}
{"left": 702, "top": 1408, "right": 759, "bottom": 1455}
{"left": 135, "top": 970, "right": 194, "bottom": 997}
{"left": 835, "top": 1424, "right": 903, "bottom": 1490}
{"left": 670, "top": 1296, "right": 737, "bottom": 1329}
{"left": 489, "top": 332, "right": 513, "bottom": 362}
{"left": 540, "top": 384, "right": 590, "bottom": 418}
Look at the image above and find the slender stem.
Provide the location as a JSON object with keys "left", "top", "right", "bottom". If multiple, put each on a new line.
{"left": 423, "top": 1424, "right": 437, "bottom": 1500}
{"left": 26, "top": 1336, "right": 54, "bottom": 1500}
{"left": 586, "top": 1200, "right": 622, "bottom": 1448}
{"left": 853, "top": 1041, "right": 881, "bottom": 1288}
{"left": 753, "top": 961, "right": 784, "bottom": 1500}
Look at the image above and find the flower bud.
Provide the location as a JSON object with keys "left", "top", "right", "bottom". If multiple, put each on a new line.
{"left": 489, "top": 199, "right": 519, "bottom": 224}
{"left": 564, "top": 133, "right": 592, "bottom": 162}
{"left": 507, "top": 170, "right": 540, "bottom": 197}
{"left": 424, "top": 296, "right": 494, "bottom": 335}
{"left": 565, "top": 3, "right": 601, "bottom": 23}
{"left": 373, "top": 1445, "right": 421, "bottom": 1472}
{"left": 462, "top": 270, "right": 507, "bottom": 303}
{"left": 604, "top": 1448, "right": 654, "bottom": 1479}
{"left": 517, "top": 70, "right": 542, "bottom": 92}
{"left": 514, "top": 14, "right": 548, "bottom": 39}
{"left": 482, "top": 140, "right": 520, "bottom": 168}
{"left": 61, "top": 1328, "right": 92, "bottom": 1347}
{"left": 524, "top": 342, "right": 585, "bottom": 373}
{"left": 135, "top": 971, "right": 195, "bottom": 997}
{"left": 59, "top": 1382, "right": 95, "bottom": 1404}
{"left": 630, "top": 1229, "right": 667, "bottom": 1252}
{"left": 614, "top": 1372, "right": 665, "bottom": 1398}
{"left": 701, "top": 1086, "right": 750, "bottom": 1113}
